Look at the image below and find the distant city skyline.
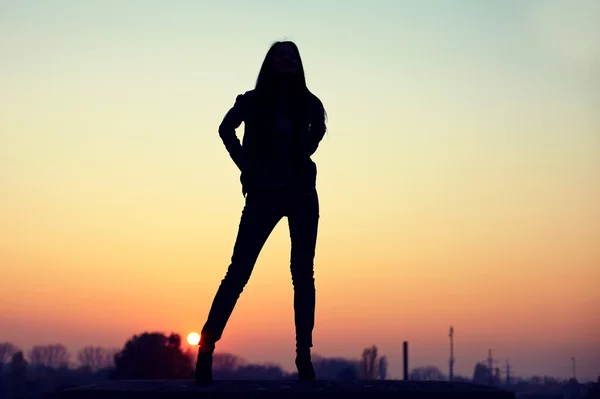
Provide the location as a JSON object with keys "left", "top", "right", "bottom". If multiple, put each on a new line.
{"left": 1, "top": 0, "right": 598, "bottom": 382}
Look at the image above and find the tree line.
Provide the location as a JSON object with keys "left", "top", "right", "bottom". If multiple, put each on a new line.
{"left": 3, "top": 337, "right": 593, "bottom": 399}
{"left": 0, "top": 334, "right": 388, "bottom": 398}
{"left": 1, "top": 342, "right": 118, "bottom": 372}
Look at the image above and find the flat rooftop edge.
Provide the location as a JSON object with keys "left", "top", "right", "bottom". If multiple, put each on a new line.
{"left": 62, "top": 380, "right": 516, "bottom": 399}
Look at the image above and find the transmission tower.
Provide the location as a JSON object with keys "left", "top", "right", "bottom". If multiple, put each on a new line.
{"left": 487, "top": 349, "right": 494, "bottom": 385}
{"left": 504, "top": 360, "right": 512, "bottom": 385}
{"left": 449, "top": 326, "right": 455, "bottom": 381}
{"left": 478, "top": 349, "right": 503, "bottom": 385}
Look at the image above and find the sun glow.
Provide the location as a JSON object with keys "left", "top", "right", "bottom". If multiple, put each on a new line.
{"left": 187, "top": 332, "right": 200, "bottom": 346}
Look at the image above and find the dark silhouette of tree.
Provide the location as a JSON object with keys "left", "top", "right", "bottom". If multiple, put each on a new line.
{"left": 111, "top": 332, "right": 193, "bottom": 380}
{"left": 529, "top": 375, "right": 543, "bottom": 385}
{"left": 10, "top": 351, "right": 28, "bottom": 399}
{"left": 337, "top": 366, "right": 359, "bottom": 380}
{"left": 378, "top": 356, "right": 388, "bottom": 380}
{"left": 0, "top": 342, "right": 18, "bottom": 370}
{"left": 473, "top": 362, "right": 491, "bottom": 385}
{"left": 582, "top": 380, "right": 600, "bottom": 399}
{"left": 77, "top": 346, "right": 118, "bottom": 371}
{"left": 0, "top": 343, "right": 18, "bottom": 399}
{"left": 223, "top": 363, "right": 287, "bottom": 380}
{"left": 453, "top": 375, "right": 471, "bottom": 383}
{"left": 360, "top": 345, "right": 387, "bottom": 380}
{"left": 28, "top": 344, "right": 70, "bottom": 369}
{"left": 409, "top": 365, "right": 446, "bottom": 381}
{"left": 312, "top": 355, "right": 360, "bottom": 380}
{"left": 360, "top": 346, "right": 375, "bottom": 379}
{"left": 212, "top": 353, "right": 246, "bottom": 372}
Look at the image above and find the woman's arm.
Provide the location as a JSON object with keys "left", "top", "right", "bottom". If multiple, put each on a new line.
{"left": 306, "top": 97, "right": 326, "bottom": 157}
{"left": 218, "top": 94, "right": 246, "bottom": 171}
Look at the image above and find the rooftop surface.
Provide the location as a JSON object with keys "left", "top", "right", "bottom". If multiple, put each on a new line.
{"left": 63, "top": 380, "right": 516, "bottom": 399}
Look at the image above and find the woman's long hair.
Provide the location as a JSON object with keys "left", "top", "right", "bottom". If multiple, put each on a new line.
{"left": 254, "top": 41, "right": 326, "bottom": 127}
{"left": 255, "top": 41, "right": 307, "bottom": 94}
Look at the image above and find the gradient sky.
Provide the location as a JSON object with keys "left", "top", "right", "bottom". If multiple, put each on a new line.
{"left": 1, "top": 0, "right": 599, "bottom": 381}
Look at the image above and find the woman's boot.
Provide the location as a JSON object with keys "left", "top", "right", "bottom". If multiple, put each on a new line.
{"left": 195, "top": 344, "right": 214, "bottom": 385}
{"left": 295, "top": 348, "right": 316, "bottom": 382}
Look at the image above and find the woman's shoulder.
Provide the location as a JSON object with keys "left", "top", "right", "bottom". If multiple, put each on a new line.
{"left": 223, "top": 90, "right": 254, "bottom": 115}
{"left": 230, "top": 90, "right": 256, "bottom": 112}
{"left": 237, "top": 89, "right": 256, "bottom": 101}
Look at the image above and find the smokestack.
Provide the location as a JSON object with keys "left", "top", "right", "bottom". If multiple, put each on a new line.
{"left": 403, "top": 341, "right": 409, "bottom": 380}
{"left": 449, "top": 326, "right": 454, "bottom": 381}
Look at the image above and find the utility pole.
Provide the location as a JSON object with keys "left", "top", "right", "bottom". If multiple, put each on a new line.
{"left": 571, "top": 357, "right": 576, "bottom": 381}
{"left": 505, "top": 360, "right": 511, "bottom": 386}
{"left": 449, "top": 326, "right": 455, "bottom": 381}
{"left": 403, "top": 341, "right": 409, "bottom": 380}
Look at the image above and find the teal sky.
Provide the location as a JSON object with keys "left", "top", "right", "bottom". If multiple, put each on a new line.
{"left": 1, "top": 0, "right": 599, "bottom": 381}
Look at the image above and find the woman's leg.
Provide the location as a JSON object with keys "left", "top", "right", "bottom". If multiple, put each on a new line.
{"left": 287, "top": 189, "right": 319, "bottom": 380}
{"left": 200, "top": 192, "right": 284, "bottom": 349}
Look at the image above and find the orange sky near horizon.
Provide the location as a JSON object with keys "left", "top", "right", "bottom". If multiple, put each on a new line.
{"left": 1, "top": 0, "right": 599, "bottom": 382}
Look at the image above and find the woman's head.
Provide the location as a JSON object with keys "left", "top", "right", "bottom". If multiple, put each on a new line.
{"left": 254, "top": 40, "right": 326, "bottom": 128}
{"left": 272, "top": 41, "right": 300, "bottom": 75}
{"left": 255, "top": 41, "right": 307, "bottom": 93}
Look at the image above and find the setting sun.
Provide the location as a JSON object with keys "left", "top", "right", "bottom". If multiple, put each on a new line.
{"left": 187, "top": 332, "right": 200, "bottom": 346}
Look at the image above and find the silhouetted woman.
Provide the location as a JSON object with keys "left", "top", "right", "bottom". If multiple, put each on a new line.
{"left": 195, "top": 41, "right": 327, "bottom": 384}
